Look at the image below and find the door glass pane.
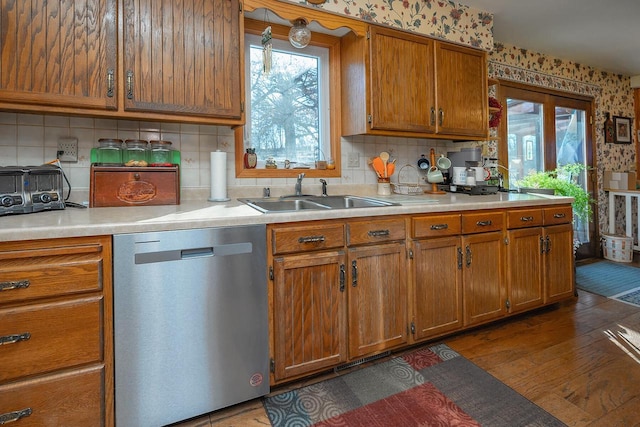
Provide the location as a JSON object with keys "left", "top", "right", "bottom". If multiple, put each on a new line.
{"left": 556, "top": 106, "right": 589, "bottom": 244}
{"left": 506, "top": 99, "right": 544, "bottom": 188}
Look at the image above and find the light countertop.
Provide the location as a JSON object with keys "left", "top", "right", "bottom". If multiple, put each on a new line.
{"left": 0, "top": 191, "right": 573, "bottom": 242}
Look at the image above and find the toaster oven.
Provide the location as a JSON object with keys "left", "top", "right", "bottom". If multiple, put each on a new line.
{"left": 0, "top": 165, "right": 65, "bottom": 216}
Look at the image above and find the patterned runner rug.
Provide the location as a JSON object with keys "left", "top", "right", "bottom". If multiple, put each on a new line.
{"left": 576, "top": 260, "right": 640, "bottom": 297}
{"left": 263, "top": 344, "right": 566, "bottom": 427}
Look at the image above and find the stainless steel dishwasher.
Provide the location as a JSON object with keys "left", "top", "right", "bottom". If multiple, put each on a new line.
{"left": 113, "top": 225, "right": 269, "bottom": 427}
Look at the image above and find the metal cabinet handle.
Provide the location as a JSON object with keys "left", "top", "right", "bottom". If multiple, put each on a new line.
{"left": 351, "top": 260, "right": 358, "bottom": 287}
{"left": 476, "top": 220, "right": 492, "bottom": 226}
{"left": 457, "top": 247, "right": 463, "bottom": 269}
{"left": 339, "top": 264, "right": 346, "bottom": 292}
{"left": 0, "top": 332, "right": 31, "bottom": 346}
{"left": 298, "top": 235, "right": 325, "bottom": 244}
{"left": 430, "top": 107, "right": 436, "bottom": 126}
{"left": 0, "top": 280, "right": 30, "bottom": 291}
{"left": 430, "top": 223, "right": 448, "bottom": 230}
{"left": 0, "top": 408, "right": 32, "bottom": 424}
{"left": 520, "top": 216, "right": 534, "bottom": 222}
{"left": 553, "top": 212, "right": 566, "bottom": 218}
{"left": 540, "top": 236, "right": 546, "bottom": 253}
{"left": 107, "top": 69, "right": 114, "bottom": 98}
{"left": 465, "top": 245, "right": 472, "bottom": 267}
{"left": 545, "top": 236, "right": 551, "bottom": 253}
{"left": 368, "top": 229, "right": 390, "bottom": 237}
{"left": 439, "top": 108, "right": 444, "bottom": 126}
{"left": 126, "top": 70, "right": 134, "bottom": 99}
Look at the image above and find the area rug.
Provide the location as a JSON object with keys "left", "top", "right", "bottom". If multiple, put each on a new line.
{"left": 576, "top": 260, "right": 640, "bottom": 297}
{"left": 263, "top": 343, "right": 566, "bottom": 427}
{"left": 611, "top": 287, "right": 640, "bottom": 308}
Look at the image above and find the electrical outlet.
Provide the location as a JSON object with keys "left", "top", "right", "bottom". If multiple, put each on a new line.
{"left": 57, "top": 137, "right": 78, "bottom": 162}
{"left": 347, "top": 152, "right": 360, "bottom": 168}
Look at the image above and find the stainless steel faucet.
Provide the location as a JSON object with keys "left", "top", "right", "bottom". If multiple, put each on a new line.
{"left": 319, "top": 179, "right": 328, "bottom": 196}
{"left": 295, "top": 173, "right": 305, "bottom": 196}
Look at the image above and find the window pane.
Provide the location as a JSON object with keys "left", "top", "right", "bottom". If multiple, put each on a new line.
{"left": 248, "top": 44, "right": 324, "bottom": 167}
{"left": 506, "top": 99, "right": 544, "bottom": 188}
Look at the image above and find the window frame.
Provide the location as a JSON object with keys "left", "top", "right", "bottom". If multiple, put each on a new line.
{"left": 235, "top": 19, "right": 342, "bottom": 178}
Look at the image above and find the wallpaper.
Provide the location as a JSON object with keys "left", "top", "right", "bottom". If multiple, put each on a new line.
{"left": 304, "top": 0, "right": 494, "bottom": 50}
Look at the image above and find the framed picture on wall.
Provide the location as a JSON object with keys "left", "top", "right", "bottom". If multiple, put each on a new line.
{"left": 613, "top": 116, "right": 632, "bottom": 144}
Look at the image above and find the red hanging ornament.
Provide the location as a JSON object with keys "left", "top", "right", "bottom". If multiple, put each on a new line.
{"left": 488, "top": 96, "right": 502, "bottom": 128}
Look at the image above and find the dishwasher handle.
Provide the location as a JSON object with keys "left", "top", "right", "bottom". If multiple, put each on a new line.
{"left": 134, "top": 242, "right": 253, "bottom": 264}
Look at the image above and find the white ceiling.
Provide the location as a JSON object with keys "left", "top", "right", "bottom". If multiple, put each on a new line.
{"left": 463, "top": 0, "right": 640, "bottom": 76}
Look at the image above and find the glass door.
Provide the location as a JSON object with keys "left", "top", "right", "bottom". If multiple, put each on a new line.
{"left": 499, "top": 82, "right": 596, "bottom": 259}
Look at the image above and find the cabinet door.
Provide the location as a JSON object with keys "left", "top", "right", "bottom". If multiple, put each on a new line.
{"left": 0, "top": 0, "right": 117, "bottom": 110}
{"left": 462, "top": 231, "right": 506, "bottom": 326}
{"left": 123, "top": 0, "right": 243, "bottom": 119}
{"left": 506, "top": 227, "right": 544, "bottom": 313}
{"left": 544, "top": 223, "right": 575, "bottom": 303}
{"left": 348, "top": 242, "right": 407, "bottom": 358}
{"left": 369, "top": 26, "right": 434, "bottom": 132}
{"left": 411, "top": 237, "right": 463, "bottom": 341}
{"left": 272, "top": 251, "right": 347, "bottom": 382}
{"left": 435, "top": 42, "right": 488, "bottom": 137}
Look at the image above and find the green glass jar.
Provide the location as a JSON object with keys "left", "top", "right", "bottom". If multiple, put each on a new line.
{"left": 96, "top": 139, "right": 123, "bottom": 165}
{"left": 149, "top": 140, "right": 173, "bottom": 166}
{"left": 124, "top": 139, "right": 149, "bottom": 164}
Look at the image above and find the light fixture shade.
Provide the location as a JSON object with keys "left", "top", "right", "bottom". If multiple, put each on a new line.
{"left": 289, "top": 19, "right": 311, "bottom": 49}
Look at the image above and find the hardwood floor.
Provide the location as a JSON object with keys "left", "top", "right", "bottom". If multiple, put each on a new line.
{"left": 175, "top": 258, "right": 640, "bottom": 427}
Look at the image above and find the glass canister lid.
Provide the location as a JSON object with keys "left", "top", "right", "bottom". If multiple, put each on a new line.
{"left": 124, "top": 139, "right": 148, "bottom": 148}
{"left": 98, "top": 138, "right": 123, "bottom": 148}
{"left": 149, "top": 140, "right": 172, "bottom": 148}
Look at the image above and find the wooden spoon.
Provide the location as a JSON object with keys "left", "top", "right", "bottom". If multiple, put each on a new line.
{"left": 380, "top": 151, "right": 390, "bottom": 177}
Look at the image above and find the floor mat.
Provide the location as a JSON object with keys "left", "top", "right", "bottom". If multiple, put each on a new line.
{"left": 576, "top": 260, "right": 640, "bottom": 297}
{"left": 611, "top": 286, "right": 640, "bottom": 308}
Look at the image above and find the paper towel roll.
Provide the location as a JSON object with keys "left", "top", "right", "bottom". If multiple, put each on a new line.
{"left": 209, "top": 151, "right": 230, "bottom": 202}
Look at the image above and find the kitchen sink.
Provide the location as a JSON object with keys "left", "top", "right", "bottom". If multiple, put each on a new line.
{"left": 239, "top": 195, "right": 399, "bottom": 213}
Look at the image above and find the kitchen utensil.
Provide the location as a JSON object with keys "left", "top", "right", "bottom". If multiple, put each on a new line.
{"left": 426, "top": 166, "right": 444, "bottom": 183}
{"left": 380, "top": 151, "right": 390, "bottom": 177}
{"left": 387, "top": 162, "right": 395, "bottom": 176}
{"left": 372, "top": 157, "right": 385, "bottom": 178}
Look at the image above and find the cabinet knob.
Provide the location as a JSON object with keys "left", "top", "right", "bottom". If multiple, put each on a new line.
{"left": 0, "top": 332, "right": 31, "bottom": 346}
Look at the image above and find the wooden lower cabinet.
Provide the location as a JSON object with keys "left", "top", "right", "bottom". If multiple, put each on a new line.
{"left": 462, "top": 231, "right": 506, "bottom": 326}
{"left": 411, "top": 236, "right": 463, "bottom": 340}
{"left": 545, "top": 223, "right": 575, "bottom": 303}
{"left": 506, "top": 227, "right": 544, "bottom": 313}
{"left": 271, "top": 251, "right": 347, "bottom": 382}
{"left": 347, "top": 242, "right": 408, "bottom": 358}
{"left": 268, "top": 205, "right": 574, "bottom": 384}
{"left": 0, "top": 236, "right": 112, "bottom": 427}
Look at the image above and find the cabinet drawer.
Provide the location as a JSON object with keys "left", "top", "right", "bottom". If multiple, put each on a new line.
{"left": 507, "top": 208, "right": 543, "bottom": 229}
{"left": 544, "top": 205, "right": 573, "bottom": 225}
{"left": 347, "top": 218, "right": 406, "bottom": 246}
{"left": 462, "top": 211, "right": 504, "bottom": 234}
{"left": 0, "top": 256, "right": 103, "bottom": 305}
{"left": 412, "top": 214, "right": 461, "bottom": 238}
{"left": 272, "top": 223, "right": 345, "bottom": 255}
{"left": 0, "top": 296, "right": 103, "bottom": 382}
{"left": 0, "top": 366, "right": 104, "bottom": 427}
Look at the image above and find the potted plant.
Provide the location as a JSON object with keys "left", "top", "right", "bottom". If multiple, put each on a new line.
{"left": 516, "top": 164, "right": 595, "bottom": 222}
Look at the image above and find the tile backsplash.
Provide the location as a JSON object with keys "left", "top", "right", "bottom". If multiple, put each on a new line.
{"left": 0, "top": 111, "right": 478, "bottom": 203}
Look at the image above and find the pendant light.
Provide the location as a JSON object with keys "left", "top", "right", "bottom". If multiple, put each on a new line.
{"left": 288, "top": 18, "right": 311, "bottom": 49}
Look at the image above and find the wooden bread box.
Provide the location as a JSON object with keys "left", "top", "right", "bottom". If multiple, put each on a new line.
{"left": 90, "top": 165, "right": 180, "bottom": 207}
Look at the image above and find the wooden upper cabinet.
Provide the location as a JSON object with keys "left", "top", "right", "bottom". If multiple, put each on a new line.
{"left": 341, "top": 23, "right": 488, "bottom": 140}
{"left": 435, "top": 42, "right": 488, "bottom": 137}
{"left": 368, "top": 26, "right": 434, "bottom": 133}
{"left": 0, "top": 0, "right": 117, "bottom": 110}
{"left": 123, "top": 0, "right": 243, "bottom": 119}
